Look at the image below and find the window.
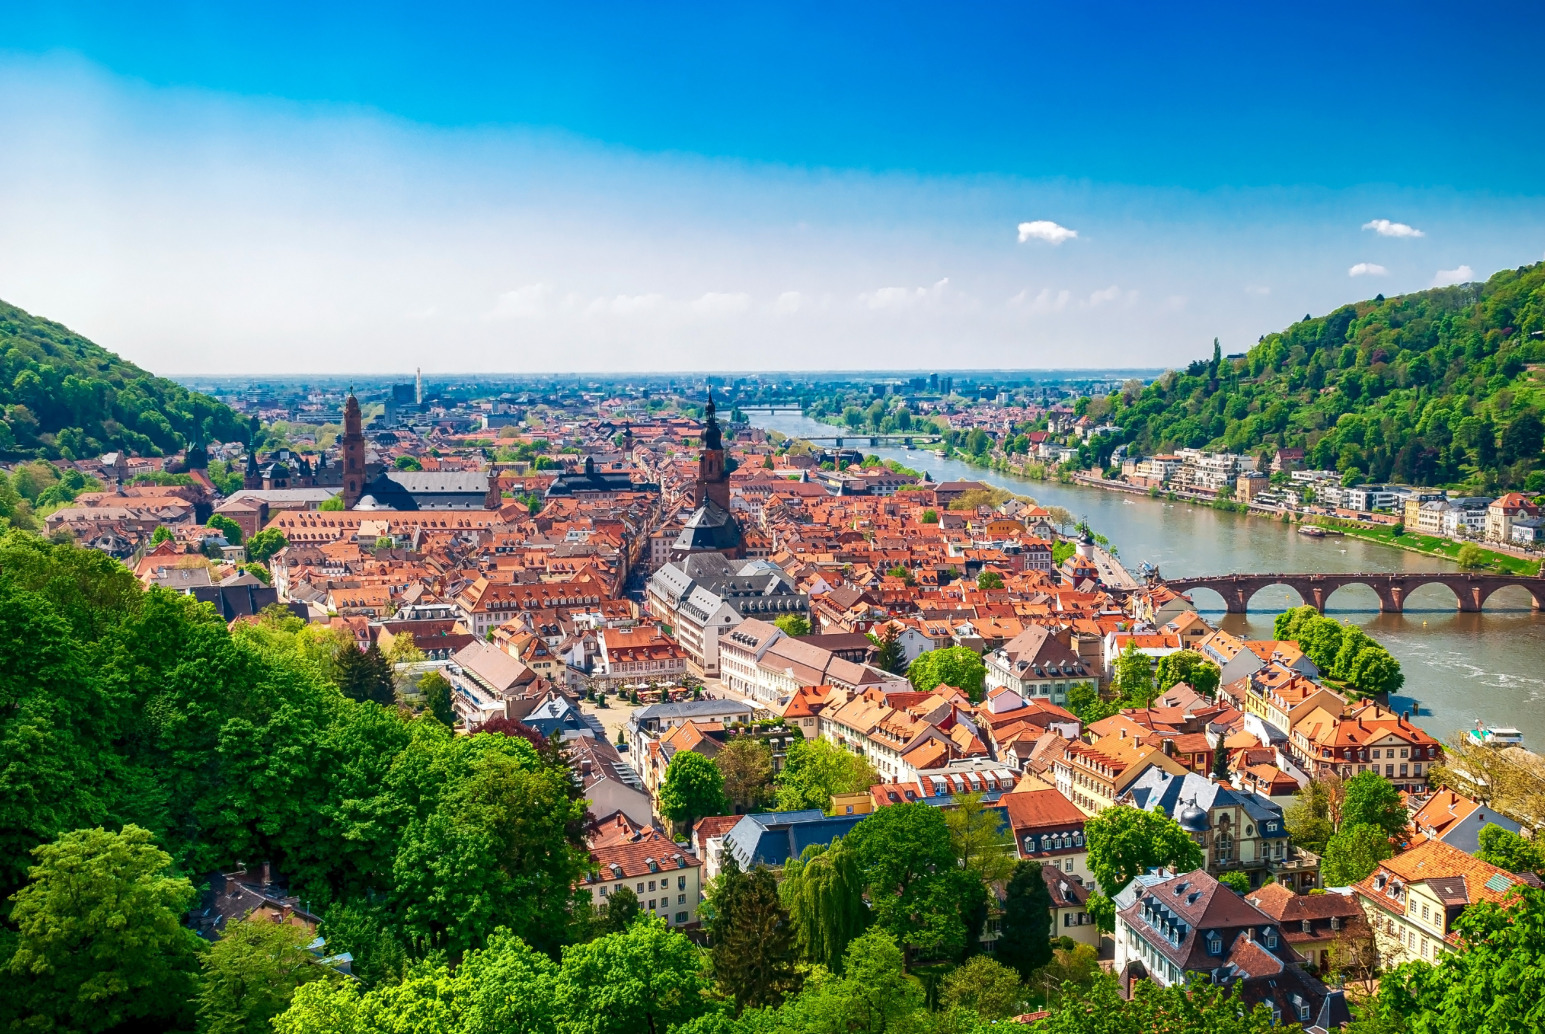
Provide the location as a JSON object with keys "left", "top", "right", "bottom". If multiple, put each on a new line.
{"left": 648, "top": 899, "right": 656, "bottom": 910}
{"left": 648, "top": 880, "right": 656, "bottom": 892}
{"left": 675, "top": 911, "right": 688, "bottom": 924}
{"left": 1207, "top": 933, "right": 1222, "bottom": 956}
{"left": 1265, "top": 928, "right": 1277, "bottom": 949}
{"left": 678, "top": 875, "right": 687, "bottom": 890}
{"left": 678, "top": 894, "right": 686, "bottom": 904}
{"left": 636, "top": 883, "right": 644, "bottom": 893}
{"left": 599, "top": 885, "right": 608, "bottom": 897}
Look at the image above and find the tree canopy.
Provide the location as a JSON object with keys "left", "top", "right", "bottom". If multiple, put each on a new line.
{"left": 906, "top": 645, "right": 987, "bottom": 700}
{"left": 1084, "top": 806, "right": 1205, "bottom": 898}
{"left": 1097, "top": 262, "right": 1545, "bottom": 494}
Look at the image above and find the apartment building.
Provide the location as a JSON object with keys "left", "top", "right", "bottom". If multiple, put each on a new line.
{"left": 583, "top": 833, "right": 702, "bottom": 928}
{"left": 1354, "top": 839, "right": 1526, "bottom": 967}
{"left": 1289, "top": 702, "right": 1441, "bottom": 794}
{"left": 1054, "top": 735, "right": 1189, "bottom": 817}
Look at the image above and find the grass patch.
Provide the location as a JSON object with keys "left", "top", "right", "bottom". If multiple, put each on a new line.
{"left": 1329, "top": 523, "right": 1542, "bottom": 576}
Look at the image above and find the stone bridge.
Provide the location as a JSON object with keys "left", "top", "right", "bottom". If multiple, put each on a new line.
{"left": 1161, "top": 571, "right": 1545, "bottom": 614}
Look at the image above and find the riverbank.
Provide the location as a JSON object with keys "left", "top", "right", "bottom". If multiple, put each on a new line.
{"left": 1308, "top": 519, "right": 1542, "bottom": 577}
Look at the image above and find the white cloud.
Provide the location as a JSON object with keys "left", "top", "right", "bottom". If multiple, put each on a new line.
{"left": 690, "top": 291, "right": 752, "bottom": 316}
{"left": 1017, "top": 220, "right": 1078, "bottom": 245}
{"left": 1348, "top": 262, "right": 1388, "bottom": 277}
{"left": 1362, "top": 218, "right": 1424, "bottom": 238}
{"left": 1085, "top": 285, "right": 1137, "bottom": 307}
{"left": 1008, "top": 288, "right": 1070, "bottom": 313}
{"left": 858, "top": 278, "right": 955, "bottom": 310}
{"left": 1244, "top": 285, "right": 1271, "bottom": 296}
{"left": 487, "top": 282, "right": 553, "bottom": 318}
{"left": 1431, "top": 264, "right": 1474, "bottom": 287}
{"left": 773, "top": 291, "right": 805, "bottom": 314}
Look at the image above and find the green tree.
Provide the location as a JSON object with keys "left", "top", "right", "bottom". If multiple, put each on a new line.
{"left": 1341, "top": 770, "right": 1409, "bottom": 838}
{"left": 1065, "top": 682, "right": 1117, "bottom": 724}
{"left": 1456, "top": 543, "right": 1487, "bottom": 570}
{"left": 315, "top": 901, "right": 409, "bottom": 989}
{"left": 1284, "top": 777, "right": 1341, "bottom": 854}
{"left": 921, "top": 509, "right": 939, "bottom": 523}
{"left": 1084, "top": 892, "right": 1116, "bottom": 934}
{"left": 976, "top": 570, "right": 1004, "bottom": 590}
{"left": 774, "top": 613, "right": 811, "bottom": 637}
{"left": 391, "top": 740, "right": 591, "bottom": 957}
{"left": 1475, "top": 823, "right": 1545, "bottom": 873}
{"left": 1084, "top": 806, "right": 1205, "bottom": 898}
{"left": 780, "top": 839, "right": 868, "bottom": 972}
{"left": 1154, "top": 650, "right": 1221, "bottom": 696}
{"left": 393, "top": 455, "right": 423, "bottom": 471}
{"left": 867, "top": 622, "right": 908, "bottom": 675}
{"left": 794, "top": 929, "right": 927, "bottom": 1034}
{"left": 906, "top": 645, "right": 986, "bottom": 700}
{"left": 556, "top": 917, "right": 710, "bottom": 1034}
{"left": 1112, "top": 642, "right": 1156, "bottom": 706}
{"left": 944, "top": 791, "right": 1015, "bottom": 884}
{"left": 208, "top": 512, "right": 245, "bottom": 544}
{"left": 1322, "top": 823, "right": 1394, "bottom": 886}
{"left": 774, "top": 739, "right": 879, "bottom": 813}
{"left": 197, "top": 917, "right": 334, "bottom": 1034}
{"left": 597, "top": 884, "right": 641, "bottom": 934}
{"left": 1217, "top": 871, "right": 1251, "bottom": 894}
{"left": 418, "top": 669, "right": 457, "bottom": 728}
{"left": 706, "top": 857, "right": 802, "bottom": 1013}
{"left": 715, "top": 737, "right": 774, "bottom": 813}
{"left": 844, "top": 802, "right": 971, "bottom": 964}
{"left": 333, "top": 641, "right": 396, "bottom": 705}
{"left": 1031, "top": 975, "right": 1281, "bottom": 1034}
{"left": 5, "top": 825, "right": 204, "bottom": 1033}
{"left": 658, "top": 751, "right": 728, "bottom": 833}
{"left": 939, "top": 954, "right": 1022, "bottom": 1021}
{"left": 246, "top": 527, "right": 288, "bottom": 563}
{"left": 151, "top": 523, "right": 174, "bottom": 544}
{"left": 993, "top": 860, "right": 1053, "bottom": 979}
{"left": 318, "top": 494, "right": 345, "bottom": 511}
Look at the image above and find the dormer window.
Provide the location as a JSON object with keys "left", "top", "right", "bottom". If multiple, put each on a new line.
{"left": 1264, "top": 928, "right": 1277, "bottom": 949}
{"left": 1206, "top": 933, "right": 1222, "bottom": 956}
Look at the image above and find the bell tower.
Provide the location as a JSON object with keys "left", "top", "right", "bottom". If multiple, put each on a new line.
{"left": 341, "top": 389, "right": 366, "bottom": 509}
{"left": 696, "top": 391, "right": 731, "bottom": 511}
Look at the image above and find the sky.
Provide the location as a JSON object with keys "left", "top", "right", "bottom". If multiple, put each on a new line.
{"left": 0, "top": 2, "right": 1543, "bottom": 375}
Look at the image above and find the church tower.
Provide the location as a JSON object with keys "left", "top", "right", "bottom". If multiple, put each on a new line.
{"left": 341, "top": 390, "right": 366, "bottom": 509}
{"left": 695, "top": 391, "right": 731, "bottom": 511}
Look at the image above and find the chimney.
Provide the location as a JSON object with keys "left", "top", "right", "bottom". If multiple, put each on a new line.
{"left": 259, "top": 860, "right": 271, "bottom": 886}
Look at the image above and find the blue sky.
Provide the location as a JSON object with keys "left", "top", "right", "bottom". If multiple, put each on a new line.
{"left": 1, "top": 2, "right": 1543, "bottom": 373}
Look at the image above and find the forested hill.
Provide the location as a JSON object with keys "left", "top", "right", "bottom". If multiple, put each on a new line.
{"left": 1102, "top": 261, "right": 1545, "bottom": 492}
{"left": 0, "top": 298, "right": 248, "bottom": 460}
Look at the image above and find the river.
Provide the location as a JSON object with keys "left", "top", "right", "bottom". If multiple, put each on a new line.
{"left": 749, "top": 409, "right": 1545, "bottom": 749}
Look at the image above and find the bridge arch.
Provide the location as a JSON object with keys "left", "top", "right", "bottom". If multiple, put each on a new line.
{"left": 1320, "top": 581, "right": 1391, "bottom": 614}
{"left": 1388, "top": 579, "right": 1465, "bottom": 613}
{"left": 1479, "top": 580, "right": 1545, "bottom": 611}
{"left": 1244, "top": 582, "right": 1310, "bottom": 613}
{"left": 1178, "top": 584, "right": 1232, "bottom": 615}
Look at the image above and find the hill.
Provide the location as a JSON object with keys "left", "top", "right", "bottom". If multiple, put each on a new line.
{"left": 0, "top": 298, "right": 247, "bottom": 460}
{"left": 1101, "top": 261, "right": 1545, "bottom": 493}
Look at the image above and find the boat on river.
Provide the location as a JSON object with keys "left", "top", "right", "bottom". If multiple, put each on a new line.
{"left": 1467, "top": 725, "right": 1526, "bottom": 749}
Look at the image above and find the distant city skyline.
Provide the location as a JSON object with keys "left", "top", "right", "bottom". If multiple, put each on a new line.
{"left": 1, "top": 3, "right": 1543, "bottom": 374}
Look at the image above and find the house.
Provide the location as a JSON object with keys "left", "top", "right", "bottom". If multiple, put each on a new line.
{"left": 593, "top": 624, "right": 687, "bottom": 691}
{"left": 1353, "top": 838, "right": 1529, "bottom": 968}
{"left": 628, "top": 698, "right": 756, "bottom": 760}
{"left": 1120, "top": 769, "right": 1316, "bottom": 891}
{"left": 570, "top": 737, "right": 653, "bottom": 828}
{"left": 1053, "top": 734, "right": 1190, "bottom": 817}
{"left": 691, "top": 815, "right": 746, "bottom": 881}
{"left": 1407, "top": 789, "right": 1522, "bottom": 855}
{"left": 1113, "top": 868, "right": 1349, "bottom": 1029}
{"left": 583, "top": 832, "right": 702, "bottom": 928}
{"left": 1043, "top": 864, "right": 1098, "bottom": 947}
{"left": 985, "top": 625, "right": 1099, "bottom": 706}
{"left": 1288, "top": 702, "right": 1441, "bottom": 795}
{"left": 1245, "top": 883, "right": 1368, "bottom": 975}
{"left": 1484, "top": 492, "right": 1539, "bottom": 544}
{"left": 1004, "top": 786, "right": 1091, "bottom": 884}
{"left": 720, "top": 809, "right": 867, "bottom": 871}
